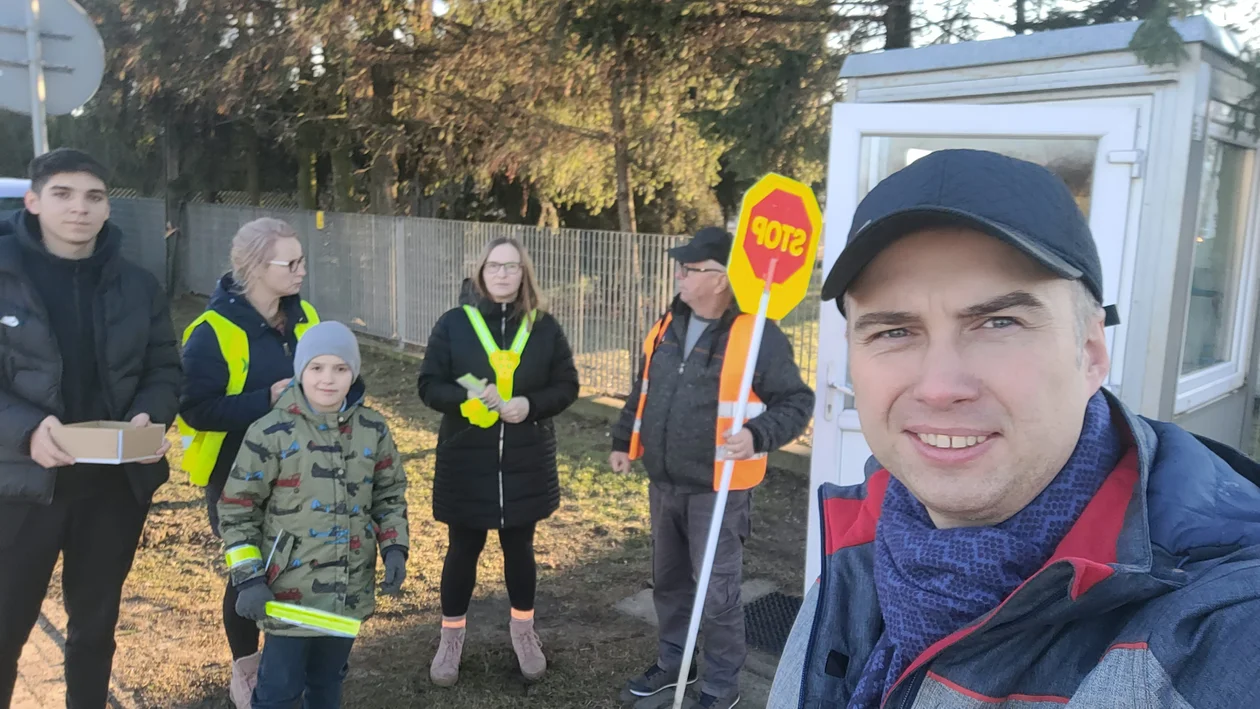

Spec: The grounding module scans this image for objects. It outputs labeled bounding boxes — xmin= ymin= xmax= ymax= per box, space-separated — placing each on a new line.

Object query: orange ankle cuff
xmin=442 ymin=616 xmax=466 ymax=629
xmin=510 ymin=608 xmax=534 ymax=621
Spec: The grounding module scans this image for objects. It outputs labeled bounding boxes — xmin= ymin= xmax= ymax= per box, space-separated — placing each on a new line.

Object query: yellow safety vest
xmin=459 ymin=305 xmax=535 ymax=428
xmin=175 ymin=300 xmax=320 ymax=485
xmin=629 ymin=312 xmax=769 ymax=490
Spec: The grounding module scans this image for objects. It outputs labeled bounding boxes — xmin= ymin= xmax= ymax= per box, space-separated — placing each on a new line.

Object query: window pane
xmin=858 ymin=136 xmax=1099 ymax=217
xmin=1181 ymin=140 xmax=1255 ymax=375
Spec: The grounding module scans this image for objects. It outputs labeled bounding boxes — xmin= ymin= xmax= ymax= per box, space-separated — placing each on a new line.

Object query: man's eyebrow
xmin=850 ymin=291 xmax=1047 ymax=330
xmin=852 ymin=310 xmax=917 ymax=332
xmin=960 ymin=291 xmax=1047 ymax=318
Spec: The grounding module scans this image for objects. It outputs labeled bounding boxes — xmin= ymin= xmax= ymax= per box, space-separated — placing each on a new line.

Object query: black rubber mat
xmin=744 ymin=591 xmax=803 ymax=656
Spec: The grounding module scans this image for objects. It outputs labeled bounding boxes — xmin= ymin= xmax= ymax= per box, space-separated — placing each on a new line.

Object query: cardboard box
xmin=50 ymin=421 xmax=166 ymax=464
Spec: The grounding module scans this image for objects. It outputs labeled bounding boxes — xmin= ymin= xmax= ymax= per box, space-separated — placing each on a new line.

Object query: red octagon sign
xmin=743 ymin=190 xmax=812 ymax=285
xmin=728 ymin=173 xmax=822 ymax=320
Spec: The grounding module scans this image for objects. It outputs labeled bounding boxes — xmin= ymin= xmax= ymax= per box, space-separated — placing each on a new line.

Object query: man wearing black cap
xmin=611 ymin=227 xmax=814 ymax=708
xmin=767 ymin=149 xmax=1260 ymax=708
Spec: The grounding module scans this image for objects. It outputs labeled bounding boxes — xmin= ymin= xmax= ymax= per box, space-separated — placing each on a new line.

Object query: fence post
xmin=392 ymin=217 xmax=404 ymax=343
xmin=168 ymin=199 xmax=186 ymax=296
xmin=575 ymin=230 xmax=585 ymax=360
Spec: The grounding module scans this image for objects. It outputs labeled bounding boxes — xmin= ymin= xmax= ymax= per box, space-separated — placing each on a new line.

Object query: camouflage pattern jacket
xmin=217 ymin=380 xmax=409 ymax=636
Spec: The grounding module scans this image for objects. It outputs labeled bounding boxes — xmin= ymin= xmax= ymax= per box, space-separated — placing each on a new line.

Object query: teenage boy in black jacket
xmin=0 ymin=148 xmax=181 ymax=708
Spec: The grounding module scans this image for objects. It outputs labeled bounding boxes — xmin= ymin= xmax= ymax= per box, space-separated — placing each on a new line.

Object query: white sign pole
xmin=25 ymin=0 xmax=49 ymax=156
xmin=671 ymin=260 xmax=777 ymax=709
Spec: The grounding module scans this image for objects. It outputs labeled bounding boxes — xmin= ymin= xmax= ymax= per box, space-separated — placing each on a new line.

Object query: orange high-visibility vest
xmin=628 ymin=312 xmax=768 ymax=490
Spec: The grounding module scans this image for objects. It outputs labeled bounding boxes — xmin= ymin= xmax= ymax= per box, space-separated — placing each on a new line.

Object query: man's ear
xmin=1083 ymin=316 xmax=1110 ymax=389
xmin=23 ymin=190 xmax=40 ymax=214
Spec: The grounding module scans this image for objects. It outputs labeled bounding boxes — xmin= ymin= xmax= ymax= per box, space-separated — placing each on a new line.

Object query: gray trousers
xmin=650 ymin=482 xmax=751 ymax=697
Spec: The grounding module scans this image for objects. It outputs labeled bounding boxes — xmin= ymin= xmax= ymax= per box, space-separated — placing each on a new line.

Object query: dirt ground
xmin=30 ymin=295 xmax=809 ymax=708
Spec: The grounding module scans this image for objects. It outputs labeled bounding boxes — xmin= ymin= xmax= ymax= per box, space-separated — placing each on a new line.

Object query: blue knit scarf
xmin=848 ymin=391 xmax=1123 ymax=708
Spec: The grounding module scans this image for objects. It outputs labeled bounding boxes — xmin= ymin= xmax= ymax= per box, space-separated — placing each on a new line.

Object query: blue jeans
xmin=252 ymin=634 xmax=355 ymax=709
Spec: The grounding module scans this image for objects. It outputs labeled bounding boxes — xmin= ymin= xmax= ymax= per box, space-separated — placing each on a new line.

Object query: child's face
xmin=301 ymin=355 xmax=354 ymax=412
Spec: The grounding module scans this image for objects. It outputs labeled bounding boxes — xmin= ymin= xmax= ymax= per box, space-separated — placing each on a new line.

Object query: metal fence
xmin=785 ymin=268 xmax=822 ymax=405
xmin=108 ymin=197 xmax=168 ymax=290
xmin=155 ymin=200 xmax=821 ymax=413
xmin=178 ymin=203 xmax=686 ymax=396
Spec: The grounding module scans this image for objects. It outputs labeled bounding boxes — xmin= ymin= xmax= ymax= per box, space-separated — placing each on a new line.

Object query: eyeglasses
xmin=485 ymin=261 xmax=522 ymax=275
xmin=676 ymin=264 xmax=724 ymax=277
xmin=269 ymin=256 xmax=306 ymax=273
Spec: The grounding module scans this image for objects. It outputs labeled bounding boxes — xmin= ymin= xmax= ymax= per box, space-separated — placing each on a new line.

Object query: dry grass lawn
xmin=37 ymin=296 xmax=809 ymax=708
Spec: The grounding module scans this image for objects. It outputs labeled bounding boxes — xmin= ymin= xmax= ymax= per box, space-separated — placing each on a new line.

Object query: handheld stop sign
xmin=671 ymin=173 xmax=821 ymax=709
xmin=727 ymin=173 xmax=823 ymax=319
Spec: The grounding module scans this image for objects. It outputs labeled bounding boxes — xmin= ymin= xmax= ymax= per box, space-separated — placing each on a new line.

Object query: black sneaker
xmin=693 ymin=690 xmax=741 ymax=709
xmin=624 ymin=662 xmax=699 ymax=698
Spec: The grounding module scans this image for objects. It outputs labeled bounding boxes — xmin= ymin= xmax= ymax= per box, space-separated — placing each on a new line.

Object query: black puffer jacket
xmin=0 ymin=211 xmax=181 ymax=505
xmin=418 ymin=300 xmax=579 ymax=529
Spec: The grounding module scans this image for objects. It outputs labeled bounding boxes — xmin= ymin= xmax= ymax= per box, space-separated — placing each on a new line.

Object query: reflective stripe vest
xmin=459 ymin=305 xmax=536 ymax=428
xmin=629 ymin=312 xmax=769 ymax=491
xmin=175 ymin=300 xmax=320 ymax=486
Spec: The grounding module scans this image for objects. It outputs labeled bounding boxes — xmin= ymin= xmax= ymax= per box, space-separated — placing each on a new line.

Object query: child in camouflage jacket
xmin=217 ymin=321 xmax=409 ymax=709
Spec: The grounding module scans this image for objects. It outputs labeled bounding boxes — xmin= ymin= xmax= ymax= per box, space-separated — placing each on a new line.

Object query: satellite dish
xmin=0 ymin=0 xmax=106 ymax=154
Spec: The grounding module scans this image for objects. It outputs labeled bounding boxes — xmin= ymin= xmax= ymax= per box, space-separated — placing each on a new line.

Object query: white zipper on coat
xmin=498 ymin=302 xmax=507 ymax=529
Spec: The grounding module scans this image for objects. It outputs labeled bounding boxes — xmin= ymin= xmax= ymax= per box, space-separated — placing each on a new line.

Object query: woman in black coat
xmin=417 ymin=237 xmax=579 ymax=687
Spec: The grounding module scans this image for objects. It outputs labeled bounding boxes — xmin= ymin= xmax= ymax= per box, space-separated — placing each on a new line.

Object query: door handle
xmin=823 ymin=363 xmax=855 ymax=422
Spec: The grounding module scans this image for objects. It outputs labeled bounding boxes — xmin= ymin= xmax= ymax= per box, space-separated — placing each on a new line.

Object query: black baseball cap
xmin=669 ymin=226 xmax=734 ymax=266
xmin=822 ymin=149 xmax=1119 ymax=326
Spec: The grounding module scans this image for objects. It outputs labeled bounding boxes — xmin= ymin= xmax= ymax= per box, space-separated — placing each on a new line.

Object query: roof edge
xmin=840 ymin=15 xmax=1244 ymax=79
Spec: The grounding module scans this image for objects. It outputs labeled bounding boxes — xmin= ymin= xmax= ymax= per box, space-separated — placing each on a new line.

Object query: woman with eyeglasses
xmin=177 ymin=217 xmax=320 ymax=709
xmin=418 ymin=237 xmax=579 ymax=687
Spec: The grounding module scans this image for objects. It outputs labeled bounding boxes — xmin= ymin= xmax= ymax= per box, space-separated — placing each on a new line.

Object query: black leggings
xmin=223 ymin=579 xmax=261 ymax=659
xmin=440 ymin=523 xmax=537 ymax=617
xmin=208 ymin=480 xmax=261 ymax=659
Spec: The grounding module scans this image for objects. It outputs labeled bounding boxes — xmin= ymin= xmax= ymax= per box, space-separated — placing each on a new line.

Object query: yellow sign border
xmin=728 ymin=173 xmax=822 ymax=320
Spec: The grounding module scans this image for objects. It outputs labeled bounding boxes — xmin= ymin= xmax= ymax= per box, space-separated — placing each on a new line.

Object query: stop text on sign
xmin=751 ymin=215 xmax=808 ymax=257
xmin=741 ymin=188 xmax=812 ymax=285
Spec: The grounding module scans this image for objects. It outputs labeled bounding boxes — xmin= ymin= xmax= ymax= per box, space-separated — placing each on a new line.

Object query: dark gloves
xmin=235 ymin=581 xmax=275 ymax=621
xmin=380 ymin=548 xmax=407 ymax=596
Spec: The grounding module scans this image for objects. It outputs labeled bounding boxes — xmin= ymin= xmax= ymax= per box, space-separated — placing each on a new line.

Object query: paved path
xmin=613 ymin=578 xmax=779 ymax=708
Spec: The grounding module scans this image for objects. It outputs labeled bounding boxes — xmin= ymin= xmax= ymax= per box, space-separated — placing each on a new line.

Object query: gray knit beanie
xmin=294 ymin=321 xmax=362 ymax=380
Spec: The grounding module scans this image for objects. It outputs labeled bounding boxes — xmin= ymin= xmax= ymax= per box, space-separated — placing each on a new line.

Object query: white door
xmin=805 ymin=102 xmax=1142 ymax=591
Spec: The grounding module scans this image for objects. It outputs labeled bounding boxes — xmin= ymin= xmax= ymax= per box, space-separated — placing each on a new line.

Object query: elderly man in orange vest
xmin=610 ymin=227 xmax=815 ymax=709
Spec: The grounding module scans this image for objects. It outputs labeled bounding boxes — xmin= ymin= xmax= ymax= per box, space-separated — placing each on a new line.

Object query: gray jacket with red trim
xmin=768 ymin=390 xmax=1260 ymax=708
